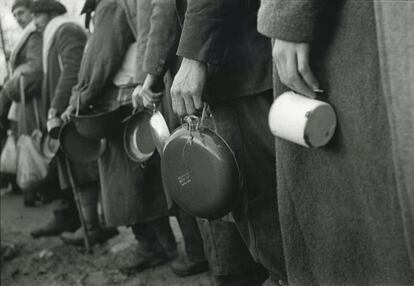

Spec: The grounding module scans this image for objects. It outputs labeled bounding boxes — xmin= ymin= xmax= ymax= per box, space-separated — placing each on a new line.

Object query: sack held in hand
xmin=16 ymin=76 xmax=52 ymax=190
xmin=0 ymin=130 xmax=17 ymax=174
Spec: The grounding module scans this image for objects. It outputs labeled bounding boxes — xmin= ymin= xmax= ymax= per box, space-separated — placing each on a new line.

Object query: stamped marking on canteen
xmin=178 ymin=172 xmax=192 ymax=187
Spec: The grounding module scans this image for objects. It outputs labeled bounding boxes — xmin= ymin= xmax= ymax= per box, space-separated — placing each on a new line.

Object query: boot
xmin=170 ymin=254 xmax=209 ymax=277
xmin=31 ymin=195 xmax=80 ymax=238
xmin=60 ymin=184 xmax=115 ymax=246
xmin=60 ymin=226 xmax=119 ymax=246
xmin=118 ymin=222 xmax=171 ymax=275
xmin=30 ymin=215 xmax=79 ymax=238
xmin=117 ymin=242 xmax=169 ymax=275
xmin=171 ymin=210 xmax=208 ymax=276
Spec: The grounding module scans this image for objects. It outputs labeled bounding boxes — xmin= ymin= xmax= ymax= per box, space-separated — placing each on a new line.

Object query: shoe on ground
xmin=30 ymin=218 xmax=79 ymax=239
xmin=170 ymin=254 xmax=209 ymax=277
xmin=60 ymin=227 xmax=119 ymax=246
xmin=117 ymin=244 xmax=169 ymax=275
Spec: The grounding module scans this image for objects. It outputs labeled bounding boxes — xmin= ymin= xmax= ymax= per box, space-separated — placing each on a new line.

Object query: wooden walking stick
xmin=64 ymin=158 xmax=92 ymax=253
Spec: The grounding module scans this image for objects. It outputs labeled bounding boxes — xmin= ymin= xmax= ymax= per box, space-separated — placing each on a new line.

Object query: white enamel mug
xmin=268 ymin=91 xmax=337 ymax=148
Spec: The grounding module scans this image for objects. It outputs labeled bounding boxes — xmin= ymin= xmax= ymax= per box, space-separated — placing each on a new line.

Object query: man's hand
xmin=273 ymin=39 xmax=321 ymax=98
xmin=48 ymin=107 xmax=58 ymax=120
xmin=131 ymin=85 xmax=143 ymax=109
xmin=170 ymin=58 xmax=207 ymax=116
xmin=139 ymin=74 xmax=164 ymax=109
xmin=61 ymin=105 xmax=75 ymax=124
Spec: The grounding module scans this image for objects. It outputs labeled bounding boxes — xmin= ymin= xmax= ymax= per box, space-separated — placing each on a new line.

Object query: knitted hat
xmin=31 ymin=0 xmax=67 ymax=15
xmin=11 ymin=0 xmax=33 ymax=12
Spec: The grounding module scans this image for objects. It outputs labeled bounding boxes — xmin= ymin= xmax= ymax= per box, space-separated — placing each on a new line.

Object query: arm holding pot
xmin=133 ymin=0 xmax=180 ymax=109
xmin=171 ymin=0 xmax=241 ymax=116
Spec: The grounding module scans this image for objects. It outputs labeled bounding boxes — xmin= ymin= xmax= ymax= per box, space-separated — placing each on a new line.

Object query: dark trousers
xmin=198 ymin=219 xmax=268 ymax=286
xmin=131 ymin=217 xmax=177 ymax=257
xmin=209 ymin=90 xmax=286 ymax=283
xmin=175 ymin=208 xmax=206 ymax=262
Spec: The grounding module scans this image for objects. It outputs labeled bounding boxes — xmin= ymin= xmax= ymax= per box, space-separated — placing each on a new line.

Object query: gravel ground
xmin=1 ymin=190 xmax=214 ymax=286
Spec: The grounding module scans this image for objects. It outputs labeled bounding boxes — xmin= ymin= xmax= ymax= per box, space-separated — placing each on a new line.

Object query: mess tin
xmin=59 ymin=121 xmax=106 ymax=164
xmin=123 ymin=108 xmax=156 ymax=162
xmin=269 ymin=91 xmax=337 ymax=148
xmin=71 ymin=99 xmax=122 ymax=140
xmin=161 ymin=105 xmax=240 ymax=220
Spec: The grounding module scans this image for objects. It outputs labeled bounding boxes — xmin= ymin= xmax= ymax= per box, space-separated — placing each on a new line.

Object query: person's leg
xmin=210 ymin=91 xmax=286 ymax=285
xmin=118 ymin=219 xmax=173 ymax=274
xmin=151 ymin=216 xmax=178 ymax=259
xmin=60 ymin=183 xmax=118 ymax=246
xmin=198 ymin=219 xmax=268 ymax=286
xmin=170 ymin=209 xmax=209 ymax=276
xmin=30 ymin=188 xmax=80 ymax=238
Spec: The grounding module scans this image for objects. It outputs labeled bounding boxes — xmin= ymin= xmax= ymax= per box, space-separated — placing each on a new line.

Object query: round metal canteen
xmin=161 ymin=108 xmax=240 ymax=220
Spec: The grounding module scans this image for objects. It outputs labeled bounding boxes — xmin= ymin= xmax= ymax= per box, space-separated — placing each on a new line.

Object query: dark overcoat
xmin=0 ymin=25 xmax=43 ymax=138
xmin=70 ymin=0 xmax=169 ymax=226
xmin=258 ymin=1 xmax=414 ymax=285
xmin=43 ymin=21 xmax=98 ymax=190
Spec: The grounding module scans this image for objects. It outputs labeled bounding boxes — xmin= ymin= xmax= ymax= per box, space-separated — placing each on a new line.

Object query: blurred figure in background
xmin=30 ymin=0 xmax=118 ymax=245
xmin=0 ymin=0 xmax=43 ymax=205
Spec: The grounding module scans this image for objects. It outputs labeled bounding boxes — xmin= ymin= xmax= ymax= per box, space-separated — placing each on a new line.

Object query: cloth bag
xmin=0 ymin=130 xmax=17 ymax=174
xmin=16 ymin=77 xmax=51 ymax=190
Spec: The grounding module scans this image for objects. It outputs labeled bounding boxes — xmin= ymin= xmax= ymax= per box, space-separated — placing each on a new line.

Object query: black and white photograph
xmin=0 ymin=0 xmax=413 ymax=285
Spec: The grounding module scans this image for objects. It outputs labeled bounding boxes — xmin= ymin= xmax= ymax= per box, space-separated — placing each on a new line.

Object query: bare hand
xmin=170 ymin=58 xmax=207 ymax=116
xmin=139 ymin=74 xmax=164 ymax=109
xmin=61 ymin=105 xmax=75 ymax=124
xmin=273 ymin=39 xmax=321 ymax=98
xmin=48 ymin=107 xmax=58 ymax=120
xmin=131 ymin=85 xmax=143 ymax=109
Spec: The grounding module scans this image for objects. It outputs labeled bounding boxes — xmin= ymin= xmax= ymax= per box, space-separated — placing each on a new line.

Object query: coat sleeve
xmin=2 ymin=32 xmax=43 ymax=102
xmin=176 ymin=0 xmax=242 ymax=65
xmin=51 ymin=25 xmax=87 ymax=113
xmin=69 ymin=1 xmax=135 ymax=110
xmin=143 ymin=0 xmax=180 ymax=76
xmin=257 ymin=0 xmax=325 ymax=42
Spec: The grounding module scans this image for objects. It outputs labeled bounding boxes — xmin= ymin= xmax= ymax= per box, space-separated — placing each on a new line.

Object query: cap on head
xmin=11 ymin=0 xmax=33 ymax=12
xmin=31 ymin=0 xmax=67 ymax=15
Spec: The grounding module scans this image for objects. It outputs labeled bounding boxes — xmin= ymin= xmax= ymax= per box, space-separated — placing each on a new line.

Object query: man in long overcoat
xmin=0 ymin=0 xmax=42 ymax=201
xmin=29 ymin=0 xmax=116 ymax=245
xmin=258 ymin=0 xmax=414 ymax=285
xmin=171 ymin=0 xmax=286 ymax=285
xmin=138 ymin=1 xmax=272 ymax=284
xmin=62 ymin=0 xmax=177 ymax=273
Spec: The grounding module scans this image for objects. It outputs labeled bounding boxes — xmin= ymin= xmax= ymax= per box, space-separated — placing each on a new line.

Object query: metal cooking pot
xmin=149 ymin=104 xmax=170 ymax=154
xmin=59 ymin=122 xmax=106 ymax=164
xmin=47 ymin=117 xmax=63 ymax=139
xmin=123 ymin=109 xmax=156 ymax=162
xmin=71 ymin=98 xmax=122 ymax=139
xmin=161 ymin=106 xmax=240 ymax=220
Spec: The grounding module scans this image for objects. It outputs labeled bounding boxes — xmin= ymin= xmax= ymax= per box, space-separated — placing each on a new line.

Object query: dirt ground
xmin=0 ymin=188 xmax=214 ymax=286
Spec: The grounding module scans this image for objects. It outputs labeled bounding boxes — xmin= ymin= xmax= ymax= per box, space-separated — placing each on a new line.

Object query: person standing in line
xmin=0 ymin=0 xmax=42 ymax=204
xmin=137 ymin=1 xmax=272 ymax=284
xmin=171 ymin=0 xmax=287 ymax=285
xmin=62 ymin=0 xmax=178 ymax=274
xmin=257 ymin=0 xmax=414 ymax=284
xmin=30 ymin=0 xmax=118 ymax=246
